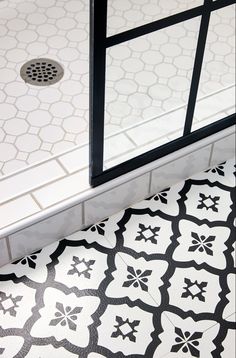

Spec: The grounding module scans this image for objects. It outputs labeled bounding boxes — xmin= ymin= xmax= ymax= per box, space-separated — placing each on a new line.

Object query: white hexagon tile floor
xmin=0 ymin=0 xmax=235 ymax=176
xmin=0 ymin=158 xmax=235 ymax=357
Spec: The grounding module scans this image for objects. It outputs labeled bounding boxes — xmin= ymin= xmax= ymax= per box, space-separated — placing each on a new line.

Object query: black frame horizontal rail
xmin=89 ymin=0 xmax=236 ymax=187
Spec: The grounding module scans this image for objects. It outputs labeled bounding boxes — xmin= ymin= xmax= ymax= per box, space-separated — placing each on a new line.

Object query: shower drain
xmin=20 ymin=58 xmax=64 ymax=86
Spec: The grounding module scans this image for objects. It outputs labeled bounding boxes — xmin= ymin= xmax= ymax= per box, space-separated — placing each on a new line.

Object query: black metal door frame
xmin=90 ymin=0 xmax=236 ymax=187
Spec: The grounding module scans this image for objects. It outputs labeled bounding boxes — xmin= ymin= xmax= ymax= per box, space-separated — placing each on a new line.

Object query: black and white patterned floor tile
xmin=0 ymin=158 xmax=235 ymax=358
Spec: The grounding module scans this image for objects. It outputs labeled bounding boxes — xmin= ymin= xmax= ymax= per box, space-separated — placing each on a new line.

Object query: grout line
xmin=81 ymin=201 xmax=85 ymax=227
xmin=123 ymin=131 xmax=138 ymax=147
xmin=203 ymin=312 xmax=236 ymax=334
xmin=30 ymin=193 xmax=44 ymax=210
xmin=208 ymin=143 xmax=214 ymax=167
xmin=103 ymin=227 xmax=236 ymax=335
xmin=1 ymin=125 xmax=234 ymax=211
xmin=5 ymin=236 xmax=13 ymax=262
xmin=0 ymin=135 xmax=227 ymax=210
xmin=0 ymin=131 xmax=234 ymax=235
xmin=0 ymin=85 xmax=234 ymax=183
xmin=103 ymin=232 xmax=177 ymax=329
xmin=0 ymin=171 xmax=149 ymax=235
xmin=148 ymin=171 xmax=152 ymax=196
xmin=0 ymin=171 xmax=68 ymax=206
xmin=56 ymin=157 xmax=70 ymax=175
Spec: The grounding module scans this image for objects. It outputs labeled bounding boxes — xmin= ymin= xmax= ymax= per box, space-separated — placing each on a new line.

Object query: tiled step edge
xmin=0 ymin=125 xmax=235 ymax=266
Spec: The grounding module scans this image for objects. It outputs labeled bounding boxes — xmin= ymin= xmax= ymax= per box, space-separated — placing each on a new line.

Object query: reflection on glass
xmin=107 ymin=0 xmax=203 ymax=36
xmin=192 ymin=4 xmax=235 ymax=132
xmin=104 ymin=17 xmax=201 ymax=168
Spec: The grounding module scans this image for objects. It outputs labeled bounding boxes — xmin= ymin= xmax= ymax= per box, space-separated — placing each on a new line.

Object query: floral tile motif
xmin=54 ymin=245 xmax=108 ymax=291
xmin=0 ymin=159 xmax=235 ymax=357
xmin=154 ymin=312 xmax=220 ymax=357
xmin=121 ymin=211 xmax=173 ymax=256
xmin=172 ymin=219 xmax=230 ymax=270
xmin=0 ymin=280 xmax=36 ymax=330
xmin=192 ymin=158 xmax=235 ymax=187
xmin=97 ymin=304 xmax=154 ymax=356
xmin=106 ymin=252 xmax=168 ymax=307
xmin=67 ymin=210 xmax=124 ymax=249
xmin=184 ymin=182 xmax=233 ymax=222
xmin=30 ymin=287 xmax=100 ymax=348
xmin=0 ymin=242 xmax=59 ymax=283
xmin=132 ymin=182 xmax=183 ymax=216
xmin=168 ymin=267 xmax=221 ymax=314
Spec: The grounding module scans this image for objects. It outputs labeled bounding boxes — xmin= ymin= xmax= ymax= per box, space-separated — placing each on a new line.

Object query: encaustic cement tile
xmin=0 ymin=158 xmax=235 ymax=357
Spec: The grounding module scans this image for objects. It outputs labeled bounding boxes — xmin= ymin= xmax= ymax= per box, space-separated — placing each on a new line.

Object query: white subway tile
xmin=151 ymin=145 xmax=211 ymax=195
xmin=58 ymin=145 xmax=89 ymax=173
xmin=0 ymin=195 xmax=40 ymax=228
xmin=84 ymin=173 xmax=150 ymax=226
xmin=194 ymin=87 xmax=235 ymax=121
xmin=105 ymin=137 xmax=167 ymax=168
xmin=211 ymin=132 xmax=236 ymax=165
xmin=0 ymin=161 xmax=65 ymax=204
xmin=104 ymin=133 xmax=135 ymax=161
xmin=33 ymin=168 xmax=89 ymax=208
xmin=0 ymin=238 xmax=10 ymax=267
xmin=126 ymin=108 xmax=185 ymax=146
xmin=9 ymin=204 xmax=83 ymax=260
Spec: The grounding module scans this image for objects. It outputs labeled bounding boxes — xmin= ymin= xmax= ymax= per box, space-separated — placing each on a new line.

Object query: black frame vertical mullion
xmin=89 ymin=0 xmax=107 ymax=179
xmin=183 ymin=0 xmax=212 ymax=135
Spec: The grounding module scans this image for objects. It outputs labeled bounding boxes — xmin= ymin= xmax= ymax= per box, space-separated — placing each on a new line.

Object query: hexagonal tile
xmin=38 ymin=88 xmax=62 ymax=103
xmin=4 ymin=119 xmax=29 ymax=136
xmin=0 ymin=68 xmax=17 ymax=83
xmin=135 ymin=70 xmax=157 ymax=86
xmin=15 ymin=96 xmax=40 ymax=111
xmin=27 ymin=110 xmax=52 ymax=127
xmin=39 ymin=125 xmax=64 ymax=143
xmin=50 ymin=102 xmax=74 ymax=118
xmin=107 ymin=101 xmax=131 ymax=117
xmin=129 ymin=93 xmax=152 ymax=109
xmin=0 ymin=143 xmax=17 ymax=161
xmin=60 ymin=80 xmax=82 ymax=96
xmin=115 ymin=79 xmax=137 ymax=95
xmin=15 ymin=134 xmax=41 ymax=152
xmin=122 ymin=58 xmax=144 ymax=73
xmin=0 ymin=104 xmax=17 ymax=120
xmin=155 ymin=63 xmax=177 ymax=78
xmin=63 ymin=116 xmax=87 ymax=133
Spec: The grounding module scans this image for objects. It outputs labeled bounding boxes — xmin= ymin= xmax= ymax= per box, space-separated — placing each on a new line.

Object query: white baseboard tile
xmin=210 ymin=131 xmax=236 ymax=166
xmin=8 ymin=203 xmax=83 ymax=261
xmin=150 ymin=144 xmax=212 ymax=195
xmin=2 ymin=126 xmax=235 ymax=265
xmin=84 ymin=173 xmax=150 ymax=227
xmin=0 ymin=238 xmax=10 ymax=268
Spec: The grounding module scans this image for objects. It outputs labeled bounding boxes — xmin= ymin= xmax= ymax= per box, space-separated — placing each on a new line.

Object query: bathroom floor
xmin=0 ymin=158 xmax=235 ymax=357
xmin=0 ymin=0 xmax=235 ymax=175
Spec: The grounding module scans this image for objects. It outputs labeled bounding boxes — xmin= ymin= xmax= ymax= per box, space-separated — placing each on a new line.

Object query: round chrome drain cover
xmin=20 ymin=58 xmax=64 ymax=86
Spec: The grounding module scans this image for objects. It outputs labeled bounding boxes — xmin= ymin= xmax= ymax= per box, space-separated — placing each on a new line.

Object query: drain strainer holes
xmin=20 ymin=58 xmax=64 ymax=86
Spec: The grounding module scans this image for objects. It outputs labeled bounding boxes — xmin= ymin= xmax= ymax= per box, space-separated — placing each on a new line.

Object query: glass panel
xmin=191 ymin=4 xmax=235 ymax=132
xmin=107 ymin=0 xmax=203 ymax=36
xmin=104 ymin=17 xmax=201 ymax=169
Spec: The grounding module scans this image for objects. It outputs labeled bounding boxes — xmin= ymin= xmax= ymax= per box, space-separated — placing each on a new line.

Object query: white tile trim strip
xmin=0 ymin=125 xmax=235 ymax=243
xmin=0 ymin=161 xmax=66 ymax=204
xmin=0 ymin=238 xmax=10 ymax=267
